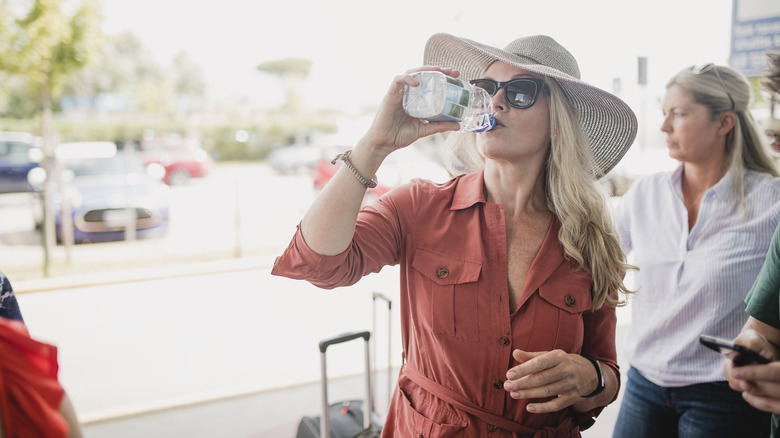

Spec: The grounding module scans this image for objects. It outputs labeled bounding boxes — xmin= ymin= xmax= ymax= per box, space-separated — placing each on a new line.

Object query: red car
xmin=312 ymin=144 xmax=451 ymax=203
xmin=136 ymin=138 xmax=215 ymax=185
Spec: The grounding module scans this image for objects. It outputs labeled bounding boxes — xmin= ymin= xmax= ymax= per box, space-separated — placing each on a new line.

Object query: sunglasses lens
xmin=505 ymin=80 xmax=540 ymax=108
xmin=470 ymin=78 xmax=541 ymax=109
xmin=471 ymin=80 xmax=498 ymax=96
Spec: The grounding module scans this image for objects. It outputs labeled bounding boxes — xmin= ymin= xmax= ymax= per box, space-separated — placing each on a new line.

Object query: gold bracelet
xmin=331 ymin=150 xmax=377 ymax=188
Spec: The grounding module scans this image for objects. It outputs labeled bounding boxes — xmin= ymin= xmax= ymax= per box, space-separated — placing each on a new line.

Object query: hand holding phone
xmin=699 ymin=334 xmax=772 ymax=366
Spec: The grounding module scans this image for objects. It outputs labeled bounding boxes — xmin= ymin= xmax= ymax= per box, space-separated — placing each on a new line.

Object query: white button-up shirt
xmin=616 ymin=165 xmax=780 ymax=386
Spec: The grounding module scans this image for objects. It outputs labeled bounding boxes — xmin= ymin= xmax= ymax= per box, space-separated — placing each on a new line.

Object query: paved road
xmin=16 ymin=262 xmax=404 ymax=419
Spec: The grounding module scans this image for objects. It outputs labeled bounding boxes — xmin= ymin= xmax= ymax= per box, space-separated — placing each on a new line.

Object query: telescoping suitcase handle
xmin=318 ymin=330 xmax=374 ymax=438
xmin=372 ymin=292 xmax=392 ymax=410
xmin=318 ymin=331 xmax=370 ymax=352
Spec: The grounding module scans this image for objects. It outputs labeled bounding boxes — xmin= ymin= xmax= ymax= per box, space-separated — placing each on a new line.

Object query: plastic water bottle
xmin=402 ymin=71 xmax=495 ymax=132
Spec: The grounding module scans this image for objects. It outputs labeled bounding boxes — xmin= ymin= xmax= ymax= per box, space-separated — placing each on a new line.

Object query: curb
xmin=13 ymin=255 xmax=278 ymax=294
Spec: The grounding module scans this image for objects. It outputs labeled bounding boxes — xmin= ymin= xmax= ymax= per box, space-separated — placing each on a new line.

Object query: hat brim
xmin=424 ymin=33 xmax=638 ymax=177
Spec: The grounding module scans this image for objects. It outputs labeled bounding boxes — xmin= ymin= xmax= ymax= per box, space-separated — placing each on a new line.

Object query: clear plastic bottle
xmin=402 ymin=71 xmax=495 ymax=132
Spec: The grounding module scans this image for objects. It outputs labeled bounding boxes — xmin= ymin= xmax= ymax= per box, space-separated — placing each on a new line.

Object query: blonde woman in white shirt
xmin=612 ymin=63 xmax=780 ymax=438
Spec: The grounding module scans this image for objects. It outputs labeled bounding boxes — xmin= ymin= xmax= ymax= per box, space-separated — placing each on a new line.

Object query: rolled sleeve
xmin=574 ymin=294 xmax=620 ymax=429
xmin=271 ymin=224 xmax=354 ymax=289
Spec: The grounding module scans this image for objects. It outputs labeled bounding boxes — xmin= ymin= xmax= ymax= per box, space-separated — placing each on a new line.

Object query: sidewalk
xmin=81 ymin=366 xmax=626 ymax=438
xmin=82 ymin=369 xmax=396 ymax=438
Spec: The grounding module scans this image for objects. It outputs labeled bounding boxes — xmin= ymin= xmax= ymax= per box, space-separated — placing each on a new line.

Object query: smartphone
xmin=699 ymin=334 xmax=772 ymax=366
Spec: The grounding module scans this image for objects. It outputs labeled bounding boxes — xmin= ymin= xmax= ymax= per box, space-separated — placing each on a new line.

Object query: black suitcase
xmin=295 ymin=331 xmax=382 ymax=438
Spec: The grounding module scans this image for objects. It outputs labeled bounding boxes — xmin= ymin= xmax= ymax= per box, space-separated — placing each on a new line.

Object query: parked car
xmin=135 ymin=138 xmax=215 ymax=185
xmin=312 ymin=144 xmax=452 ymax=202
xmin=34 ymin=141 xmax=170 ymax=243
xmin=267 ymin=144 xmax=322 ymax=175
xmin=0 ymin=131 xmax=42 ymax=194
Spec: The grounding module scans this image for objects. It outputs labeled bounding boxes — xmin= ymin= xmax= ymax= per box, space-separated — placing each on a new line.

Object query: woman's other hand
xmin=504 ymin=349 xmax=616 ymax=414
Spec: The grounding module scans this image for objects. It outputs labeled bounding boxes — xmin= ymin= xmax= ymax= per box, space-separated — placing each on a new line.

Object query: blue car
xmin=0 ymin=132 xmax=42 ymax=194
xmin=41 ymin=142 xmax=170 ymax=243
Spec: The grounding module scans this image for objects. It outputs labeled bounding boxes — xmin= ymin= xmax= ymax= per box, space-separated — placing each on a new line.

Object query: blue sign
xmin=730 ymin=0 xmax=780 ymax=77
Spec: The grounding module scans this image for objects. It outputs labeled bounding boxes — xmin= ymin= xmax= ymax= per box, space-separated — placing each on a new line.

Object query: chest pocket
xmin=538 ymin=283 xmax=592 ymax=314
xmin=532 ymin=275 xmax=592 ymax=351
xmin=412 ymin=247 xmax=482 ymax=342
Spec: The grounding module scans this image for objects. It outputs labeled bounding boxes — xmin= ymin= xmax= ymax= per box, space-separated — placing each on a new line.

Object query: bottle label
xmin=426 ymin=80 xmax=470 ymax=122
xmin=445 ymin=77 xmax=470 ymax=106
xmin=402 ymin=71 xmax=494 ymax=132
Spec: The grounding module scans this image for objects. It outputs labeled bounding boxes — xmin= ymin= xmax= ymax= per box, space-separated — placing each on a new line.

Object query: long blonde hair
xmin=666 ymin=65 xmax=779 ymax=207
xmin=444 ymin=78 xmax=634 ymax=310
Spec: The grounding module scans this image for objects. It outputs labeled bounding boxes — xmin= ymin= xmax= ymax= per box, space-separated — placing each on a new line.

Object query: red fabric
xmin=272 ymin=171 xmax=618 ymax=437
xmin=0 ymin=318 xmax=67 ymax=438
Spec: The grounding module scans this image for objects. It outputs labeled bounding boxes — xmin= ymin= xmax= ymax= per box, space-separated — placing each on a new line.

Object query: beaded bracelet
xmin=331 ymin=150 xmax=378 ymax=188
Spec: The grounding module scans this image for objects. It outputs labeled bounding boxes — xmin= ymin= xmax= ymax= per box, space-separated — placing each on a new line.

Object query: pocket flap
xmin=538 ymin=275 xmax=592 ymax=314
xmin=412 ymin=247 xmax=482 ymax=285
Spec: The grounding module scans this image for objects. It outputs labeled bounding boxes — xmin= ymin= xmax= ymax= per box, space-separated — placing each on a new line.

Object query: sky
xmin=101 ymin=0 xmax=735 ymax=109
xmin=98 ymin=0 xmax=780 ymax=148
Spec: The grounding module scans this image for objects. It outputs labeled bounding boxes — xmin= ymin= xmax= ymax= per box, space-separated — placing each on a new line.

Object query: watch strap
xmin=582 ymin=357 xmax=606 ymax=398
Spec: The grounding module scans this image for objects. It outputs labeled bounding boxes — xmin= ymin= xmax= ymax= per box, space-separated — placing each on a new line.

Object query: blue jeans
xmin=612 ymin=367 xmax=770 ymax=438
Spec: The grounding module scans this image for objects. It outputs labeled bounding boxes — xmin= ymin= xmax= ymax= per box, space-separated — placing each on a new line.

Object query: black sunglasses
xmin=469 ymin=77 xmax=546 ymax=109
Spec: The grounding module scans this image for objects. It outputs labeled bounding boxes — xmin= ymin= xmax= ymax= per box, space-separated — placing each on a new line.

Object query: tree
xmin=0 ymin=0 xmax=103 ymax=118
xmin=64 ymin=31 xmax=155 ymax=100
xmin=0 ymin=0 xmax=102 ymax=275
xmin=257 ymin=57 xmax=312 ymax=114
xmin=172 ymin=51 xmax=206 ymax=97
xmin=64 ymin=34 xmax=206 ymax=118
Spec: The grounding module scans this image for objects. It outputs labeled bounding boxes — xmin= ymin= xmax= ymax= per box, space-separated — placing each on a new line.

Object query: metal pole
xmin=387 ymin=299 xmax=392 ymax=404
xmin=371 ymin=295 xmax=377 ymax=409
xmin=39 ymin=179 xmax=50 ymax=277
xmin=58 ymin=154 xmax=73 ymax=260
xmin=372 ymin=292 xmax=393 ymax=409
xmin=234 ymin=178 xmax=242 ymax=258
xmin=124 ymin=142 xmax=137 ymax=242
xmin=41 ymin=106 xmax=57 ymax=277
xmin=320 ymin=351 xmax=329 ymax=438
xmin=364 ymin=337 xmax=373 ymax=430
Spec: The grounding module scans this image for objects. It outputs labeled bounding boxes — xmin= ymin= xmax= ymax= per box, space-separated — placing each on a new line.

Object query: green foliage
xmin=172 ymin=52 xmax=206 ymax=96
xmin=0 ymin=0 xmax=103 ymax=116
xmin=0 ymin=107 xmax=341 ymax=162
xmin=0 ymin=117 xmax=40 ymax=134
xmin=257 ymin=57 xmax=313 ymax=114
xmin=0 ymin=6 xmax=341 ymax=160
xmin=256 ymin=58 xmax=312 ymax=77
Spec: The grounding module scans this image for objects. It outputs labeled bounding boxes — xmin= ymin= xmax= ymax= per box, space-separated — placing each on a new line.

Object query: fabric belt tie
xmin=401 ymin=365 xmax=574 ymax=437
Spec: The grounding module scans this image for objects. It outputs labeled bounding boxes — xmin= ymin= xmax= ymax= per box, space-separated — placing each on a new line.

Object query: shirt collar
xmin=451 ymin=170 xmax=487 ymax=210
xmin=668 ymin=163 xmax=737 ymax=201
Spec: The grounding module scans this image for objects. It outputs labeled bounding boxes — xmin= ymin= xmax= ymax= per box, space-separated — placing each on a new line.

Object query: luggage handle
xmin=372 ymin=292 xmax=393 ymax=412
xmin=319 ymin=331 xmax=370 ymax=353
xmin=319 ymin=330 xmax=373 ymax=438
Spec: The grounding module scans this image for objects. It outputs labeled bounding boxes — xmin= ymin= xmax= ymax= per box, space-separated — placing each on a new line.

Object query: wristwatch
xmin=582 ymin=357 xmax=605 ymax=398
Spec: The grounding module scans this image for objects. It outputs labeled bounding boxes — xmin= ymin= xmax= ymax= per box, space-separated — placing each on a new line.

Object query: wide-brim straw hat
xmin=424 ymin=33 xmax=638 ymax=177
